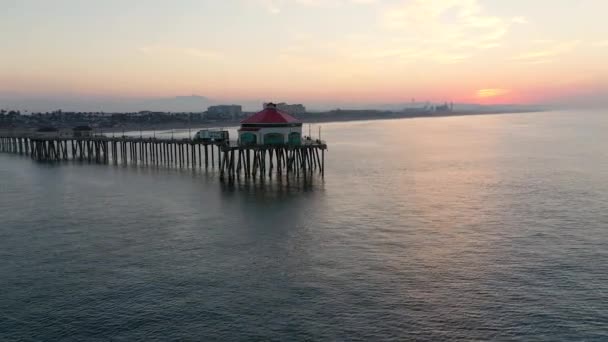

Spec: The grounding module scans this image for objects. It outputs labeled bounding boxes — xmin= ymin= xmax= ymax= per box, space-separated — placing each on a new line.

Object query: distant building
xmin=206 ymin=105 xmax=243 ymax=120
xmin=265 ymin=103 xmax=306 ymax=115
xmin=238 ymin=103 xmax=303 ymax=146
xmin=435 ymin=102 xmax=453 ymax=112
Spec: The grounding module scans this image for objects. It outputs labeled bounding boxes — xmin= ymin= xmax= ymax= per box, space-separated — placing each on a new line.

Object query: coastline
xmin=0 ymin=109 xmax=544 ymax=135
xmin=101 ymin=109 xmax=544 ymax=134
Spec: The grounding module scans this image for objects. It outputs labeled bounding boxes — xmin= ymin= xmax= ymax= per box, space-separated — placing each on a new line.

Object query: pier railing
xmin=0 ymin=135 xmax=327 ymax=181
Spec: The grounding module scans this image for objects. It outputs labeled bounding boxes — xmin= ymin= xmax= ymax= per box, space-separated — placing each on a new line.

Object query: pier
xmin=0 ymin=134 xmax=327 ymax=181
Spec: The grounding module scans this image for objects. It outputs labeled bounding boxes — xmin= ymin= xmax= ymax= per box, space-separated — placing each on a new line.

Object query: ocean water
xmin=1 ymin=110 xmax=607 ymax=341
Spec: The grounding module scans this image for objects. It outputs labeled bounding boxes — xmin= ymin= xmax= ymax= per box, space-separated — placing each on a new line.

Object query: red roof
xmin=241 ymin=104 xmax=301 ymax=125
xmin=238 ymin=127 xmax=260 ymax=132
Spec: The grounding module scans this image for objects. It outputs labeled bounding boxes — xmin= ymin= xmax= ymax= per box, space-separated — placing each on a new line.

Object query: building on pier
xmin=238 ymin=103 xmax=303 ymax=146
xmin=35 ymin=126 xmax=59 ymax=138
xmin=72 ymin=125 xmax=93 ymax=138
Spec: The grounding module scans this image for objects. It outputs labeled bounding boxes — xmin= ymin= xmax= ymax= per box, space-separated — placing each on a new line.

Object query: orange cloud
xmin=476 ymin=88 xmax=510 ymax=98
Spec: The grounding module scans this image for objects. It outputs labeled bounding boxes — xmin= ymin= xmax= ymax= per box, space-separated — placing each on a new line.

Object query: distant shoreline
xmin=102 ymin=109 xmax=544 ymax=134
xmin=0 ymin=109 xmax=545 ymax=136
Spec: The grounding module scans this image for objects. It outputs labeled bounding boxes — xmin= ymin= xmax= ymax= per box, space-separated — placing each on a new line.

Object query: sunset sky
xmin=1 ymin=0 xmax=607 ymax=108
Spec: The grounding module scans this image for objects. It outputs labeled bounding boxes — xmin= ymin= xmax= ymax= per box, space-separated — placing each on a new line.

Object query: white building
xmin=238 ymin=103 xmax=303 ymax=145
xmin=263 ymin=102 xmax=306 ymax=115
xmin=206 ymin=105 xmax=243 ymax=120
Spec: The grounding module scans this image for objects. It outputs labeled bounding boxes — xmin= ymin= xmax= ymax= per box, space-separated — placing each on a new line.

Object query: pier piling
xmin=0 ymin=135 xmax=327 ymax=181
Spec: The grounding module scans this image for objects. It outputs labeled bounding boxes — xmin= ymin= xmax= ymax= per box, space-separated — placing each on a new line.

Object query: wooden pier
xmin=0 ymin=135 xmax=327 ymax=181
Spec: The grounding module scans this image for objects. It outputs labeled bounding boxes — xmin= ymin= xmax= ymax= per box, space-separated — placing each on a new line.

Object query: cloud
xmin=260 ymin=0 xmax=281 ymax=13
xmin=512 ymin=41 xmax=579 ymax=63
xmin=254 ymin=0 xmax=376 ymax=13
xmin=378 ymin=0 xmax=524 ymax=61
xmin=296 ymin=0 xmax=378 ymax=5
xmin=348 ymin=45 xmax=472 ymax=64
xmin=383 ymin=0 xmax=513 ymax=45
xmin=138 ymin=46 xmax=223 ymax=60
xmin=477 ymin=88 xmax=510 ymax=98
xmin=182 ymin=48 xmax=223 ymax=59
xmin=274 ymin=0 xmax=525 ymax=68
xmin=593 ymin=40 xmax=608 ymax=47
xmin=511 ymin=16 xmax=527 ymax=24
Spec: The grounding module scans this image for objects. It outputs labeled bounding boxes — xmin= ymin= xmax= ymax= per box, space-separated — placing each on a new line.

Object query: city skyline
xmin=2 ymin=0 xmax=607 ymax=109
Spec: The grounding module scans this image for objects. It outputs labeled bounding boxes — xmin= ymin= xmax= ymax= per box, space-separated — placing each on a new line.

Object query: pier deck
xmin=0 ymin=135 xmax=327 ymax=181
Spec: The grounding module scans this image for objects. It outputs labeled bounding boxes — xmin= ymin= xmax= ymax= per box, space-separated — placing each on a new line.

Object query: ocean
xmin=1 ymin=110 xmax=607 ymax=341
